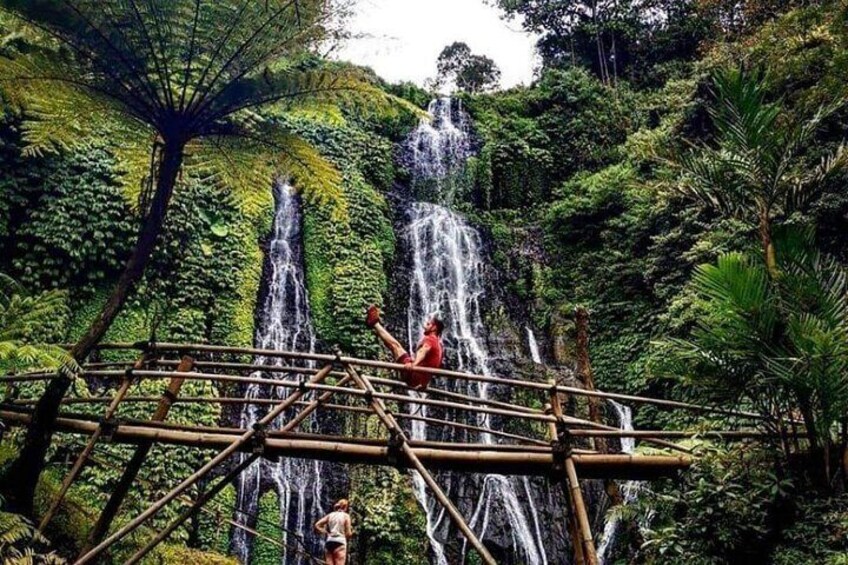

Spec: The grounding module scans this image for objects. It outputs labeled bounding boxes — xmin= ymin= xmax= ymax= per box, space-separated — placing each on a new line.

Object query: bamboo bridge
xmin=0 ymin=342 xmax=785 ymax=565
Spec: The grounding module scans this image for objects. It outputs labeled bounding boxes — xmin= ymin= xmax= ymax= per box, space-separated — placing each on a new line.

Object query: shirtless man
xmin=366 ymin=305 xmax=444 ymax=390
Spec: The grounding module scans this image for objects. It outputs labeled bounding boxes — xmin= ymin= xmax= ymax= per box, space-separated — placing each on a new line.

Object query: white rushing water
xmin=596 ymin=400 xmax=644 ymax=563
xmin=232 ymin=182 xmax=327 ymax=565
xmin=527 ymin=327 xmax=543 ymax=365
xmin=404 ymin=97 xmax=548 ymax=564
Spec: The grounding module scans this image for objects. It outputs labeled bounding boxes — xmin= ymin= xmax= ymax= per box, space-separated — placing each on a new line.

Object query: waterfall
xmin=526 ymin=327 xmax=543 ymax=364
xmin=403 ymin=97 xmax=548 ymax=564
xmin=232 ymin=182 xmax=329 ymax=564
xmin=596 ymin=400 xmax=644 ymax=563
xmin=408 ymin=98 xmax=472 ymax=184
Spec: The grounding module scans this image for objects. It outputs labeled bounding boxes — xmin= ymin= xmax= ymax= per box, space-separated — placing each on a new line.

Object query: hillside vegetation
xmin=0 ymin=0 xmax=847 ymax=563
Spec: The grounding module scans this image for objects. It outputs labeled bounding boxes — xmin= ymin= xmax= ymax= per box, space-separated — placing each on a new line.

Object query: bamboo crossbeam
xmin=153 ymin=358 xmax=348 ymax=380
xmin=153 ymin=362 xmax=542 ymax=416
xmin=10 ymin=397 xmax=705 ymax=451
xmin=153 ymin=358 xmax=348 ymax=377
xmin=77 ymin=370 xmax=557 ymax=425
xmin=75 ymin=362 xmax=336 ymax=565
xmin=0 ymin=373 xmax=64 ymax=383
xmin=365 ymin=374 xmax=542 ymax=414
xmin=0 ymin=410 xmax=690 ymax=479
xmin=70 ymin=342 xmax=776 ymax=421
xmin=27 ymin=408 xmax=573 ymax=454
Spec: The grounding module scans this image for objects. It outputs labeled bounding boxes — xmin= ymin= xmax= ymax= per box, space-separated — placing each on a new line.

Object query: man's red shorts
xmin=397 ymin=353 xmax=432 ymax=389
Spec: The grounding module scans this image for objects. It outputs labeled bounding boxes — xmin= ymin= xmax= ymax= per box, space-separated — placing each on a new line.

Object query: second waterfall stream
xmin=403 ymin=98 xmax=550 ymax=564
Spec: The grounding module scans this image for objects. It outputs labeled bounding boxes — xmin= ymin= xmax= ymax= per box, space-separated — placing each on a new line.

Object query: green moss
xmin=195 ymin=484 xmax=237 ymax=555
xmin=250 ymin=489 xmax=283 ymax=565
xmin=349 ymin=466 xmax=428 ymax=564
xmin=303 ymin=172 xmax=395 ymax=356
xmin=147 ymin=544 xmax=240 ymax=565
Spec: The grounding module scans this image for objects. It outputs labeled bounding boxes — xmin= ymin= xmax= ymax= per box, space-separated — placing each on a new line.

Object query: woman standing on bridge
xmin=314 ymin=499 xmax=353 ymax=565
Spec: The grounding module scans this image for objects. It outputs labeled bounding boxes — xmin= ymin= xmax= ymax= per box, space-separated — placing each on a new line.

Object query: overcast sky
xmin=334 ymin=0 xmax=540 ymax=89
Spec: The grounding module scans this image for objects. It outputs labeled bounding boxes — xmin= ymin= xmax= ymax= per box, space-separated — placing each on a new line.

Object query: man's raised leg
xmin=366 ymin=305 xmax=408 ymax=360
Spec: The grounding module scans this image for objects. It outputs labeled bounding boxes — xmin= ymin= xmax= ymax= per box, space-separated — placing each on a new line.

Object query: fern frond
xmin=186 ymin=123 xmax=344 ymax=220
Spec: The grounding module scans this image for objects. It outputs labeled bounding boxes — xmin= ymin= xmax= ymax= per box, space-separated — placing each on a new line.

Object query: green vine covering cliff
xmin=1 ymin=0 xmax=848 ymax=564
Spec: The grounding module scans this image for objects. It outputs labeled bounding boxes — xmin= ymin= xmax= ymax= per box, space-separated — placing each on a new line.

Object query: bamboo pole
xmin=75 ymin=343 xmax=776 ymax=421
xmin=38 ymin=352 xmax=149 ymax=532
xmin=565 ymin=457 xmax=598 ymax=565
xmin=20 ymin=395 xmax=789 ymax=441
xmin=86 ymin=454 xmax=320 ymax=564
xmin=546 ymin=403 xmax=585 ymax=565
xmin=0 ymin=410 xmax=691 ymax=478
xmin=7 ymin=395 xmax=693 ymax=454
xmin=124 ymin=454 xmax=260 ymax=565
xmin=342 ymin=363 xmax=497 ymax=565
xmin=152 ymin=359 xmax=349 ymax=380
xmin=81 ymin=356 xmax=193 ymax=555
xmin=78 ymin=370 xmax=557 ymax=425
xmin=74 ymin=361 xmax=336 ymax=565
xmin=550 ymin=380 xmax=598 ymax=564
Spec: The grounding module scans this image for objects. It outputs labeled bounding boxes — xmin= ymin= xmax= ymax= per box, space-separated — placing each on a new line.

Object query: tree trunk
xmin=575 ymin=307 xmax=602 ymax=430
xmin=759 ymin=211 xmax=777 ymax=277
xmin=0 ymin=141 xmax=184 ymax=515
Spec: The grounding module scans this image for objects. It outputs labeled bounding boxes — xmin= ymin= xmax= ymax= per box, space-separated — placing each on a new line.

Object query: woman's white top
xmin=326 ymin=511 xmax=347 ymax=545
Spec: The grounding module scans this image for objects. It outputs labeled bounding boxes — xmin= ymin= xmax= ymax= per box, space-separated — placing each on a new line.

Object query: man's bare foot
xmin=365 ymin=304 xmax=381 ymax=328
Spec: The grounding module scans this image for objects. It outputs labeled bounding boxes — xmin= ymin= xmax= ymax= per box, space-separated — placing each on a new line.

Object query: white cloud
xmin=333 ymin=0 xmax=539 ymax=89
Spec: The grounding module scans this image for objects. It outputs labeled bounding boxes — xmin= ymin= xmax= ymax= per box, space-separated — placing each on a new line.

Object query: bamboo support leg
xmin=565 ymin=457 xmax=598 ymax=565
xmin=75 ymin=362 xmax=336 ymax=565
xmin=80 ymin=356 xmax=193 ymax=555
xmin=124 ymin=453 xmax=260 ymax=565
xmin=545 ymin=402 xmax=585 ymax=565
xmin=39 ymin=353 xmax=149 ymax=532
xmin=343 ymin=364 xmax=496 ymax=565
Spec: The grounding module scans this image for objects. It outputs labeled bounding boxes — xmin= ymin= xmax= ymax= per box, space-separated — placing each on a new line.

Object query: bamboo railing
xmin=1 ymin=341 xmax=795 ymax=565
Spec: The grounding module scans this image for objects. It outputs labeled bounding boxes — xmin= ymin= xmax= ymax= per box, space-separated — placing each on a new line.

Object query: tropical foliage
xmin=0 ymin=274 xmax=72 ymax=375
xmin=661 ymin=227 xmax=848 ymax=485
xmin=676 ymin=68 xmax=847 ymax=274
xmin=0 ymin=502 xmax=65 ymax=564
xmin=1 ymin=0 xmax=848 ymax=563
xmin=0 ymin=0 xmax=417 ymax=513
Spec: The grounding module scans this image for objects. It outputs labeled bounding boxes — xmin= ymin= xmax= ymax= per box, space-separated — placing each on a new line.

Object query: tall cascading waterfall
xmin=402 ymin=98 xmax=549 ymax=564
xmin=232 ymin=182 xmax=333 ymax=564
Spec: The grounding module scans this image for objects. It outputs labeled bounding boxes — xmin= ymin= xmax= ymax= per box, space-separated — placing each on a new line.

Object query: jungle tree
xmin=435 ymin=42 xmax=501 ymax=93
xmin=0 ymin=0 xmax=413 ymax=512
xmin=678 ymin=68 xmax=847 ymax=276
xmin=664 ymin=228 xmax=848 ymax=488
xmin=666 ymin=70 xmax=848 ymax=487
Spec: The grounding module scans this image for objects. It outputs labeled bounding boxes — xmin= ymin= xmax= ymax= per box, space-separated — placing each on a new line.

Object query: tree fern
xmin=0 ymin=505 xmax=65 ymax=564
xmin=0 ymin=0 xmax=421 ymax=513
